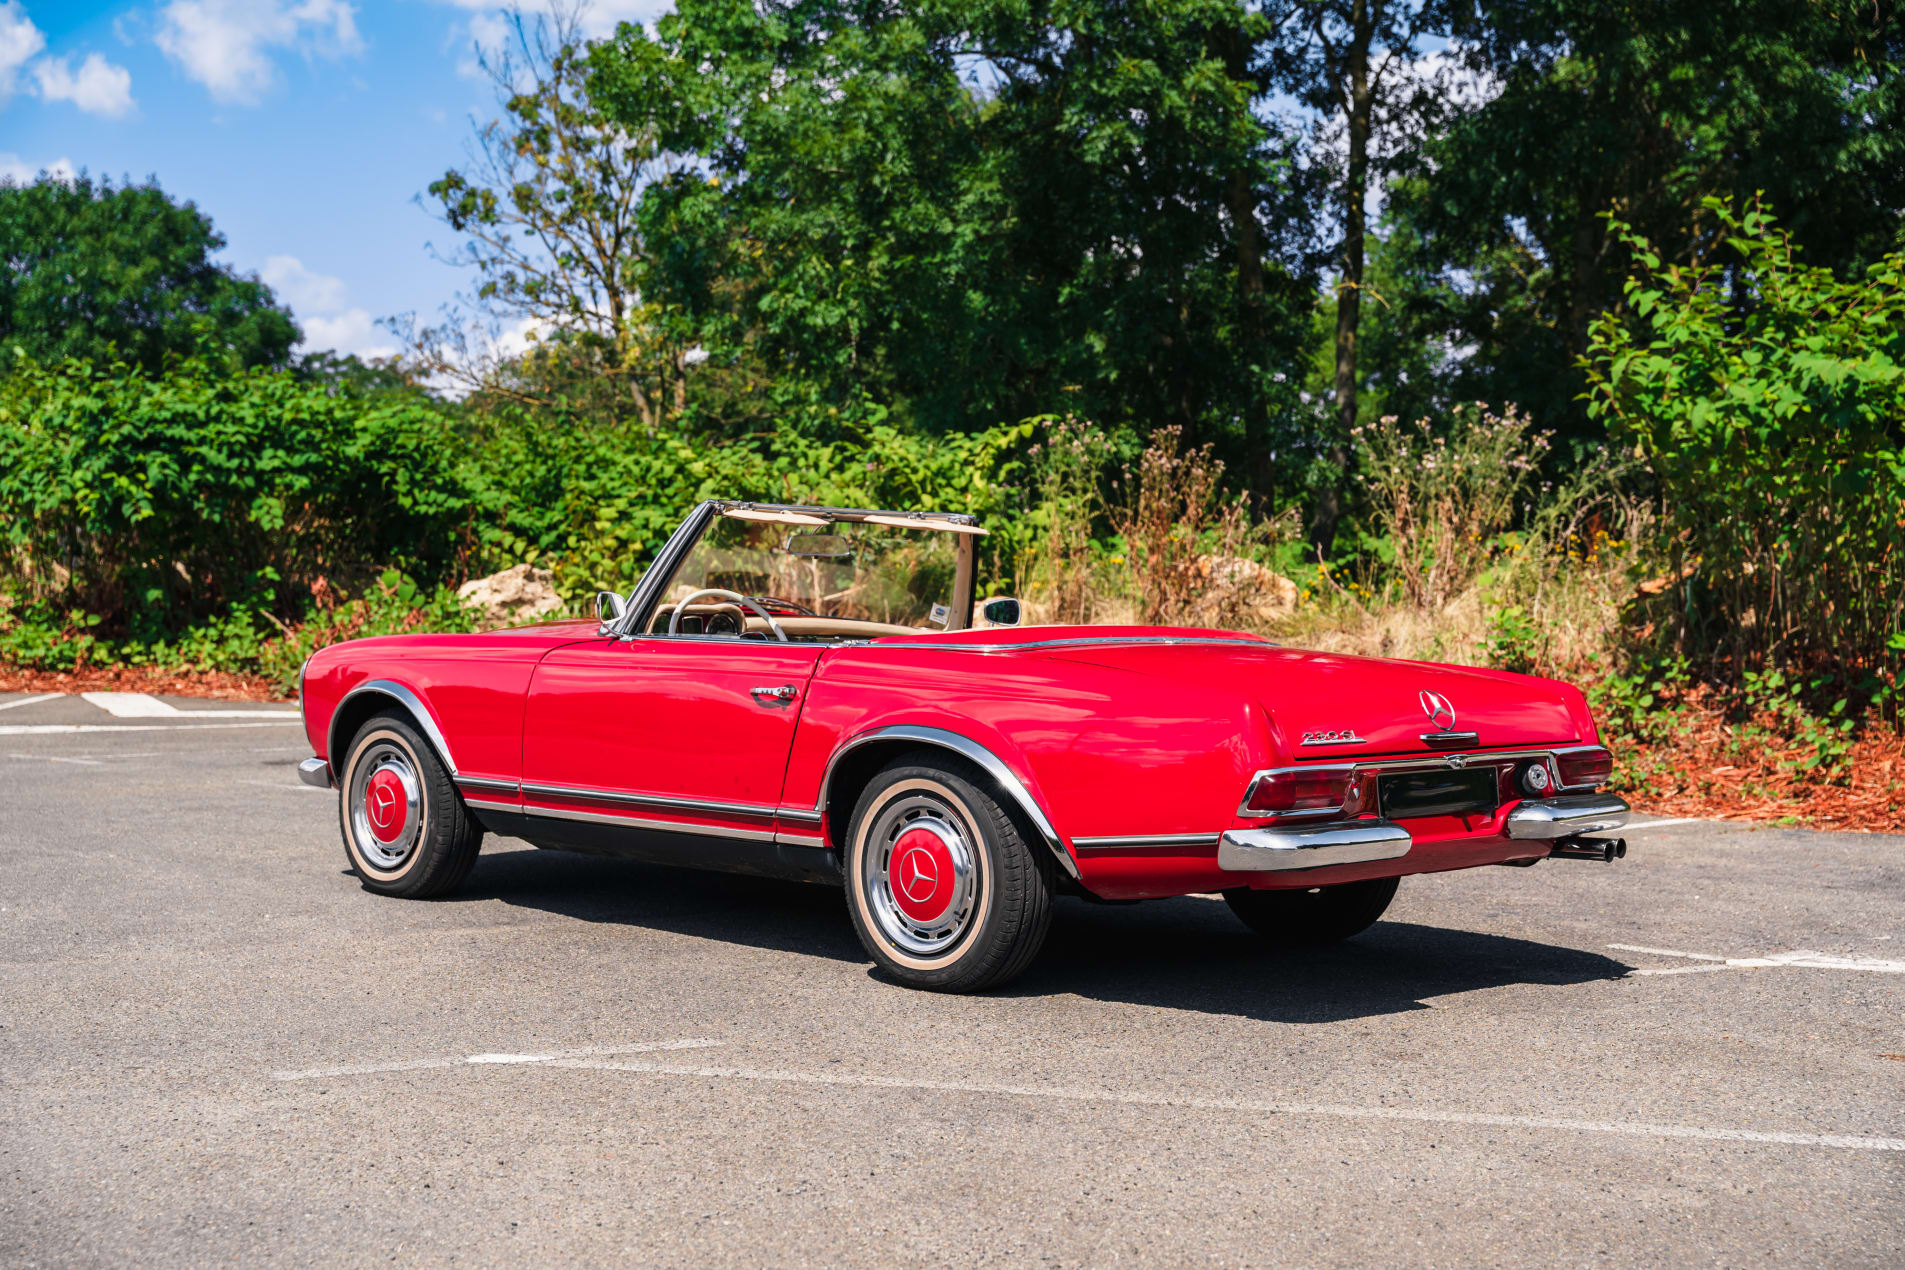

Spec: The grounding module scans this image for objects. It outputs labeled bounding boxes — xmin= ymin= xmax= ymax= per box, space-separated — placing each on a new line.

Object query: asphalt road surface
xmin=2 ymin=689 xmax=1902 ymax=1267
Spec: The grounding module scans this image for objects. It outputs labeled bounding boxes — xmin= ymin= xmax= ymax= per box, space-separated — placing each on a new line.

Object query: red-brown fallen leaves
xmin=1616 ymin=706 xmax=1905 ymax=834
xmin=0 ymin=662 xmax=283 ymax=702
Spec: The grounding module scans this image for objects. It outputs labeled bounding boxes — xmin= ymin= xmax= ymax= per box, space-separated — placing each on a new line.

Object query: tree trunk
xmin=1219 ymin=20 xmax=1272 ymax=496
xmin=1310 ymin=0 xmax=1374 ymax=555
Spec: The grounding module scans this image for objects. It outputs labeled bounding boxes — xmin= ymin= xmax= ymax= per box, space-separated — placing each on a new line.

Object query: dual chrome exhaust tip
xmin=1548 ymin=835 xmax=1627 ymax=863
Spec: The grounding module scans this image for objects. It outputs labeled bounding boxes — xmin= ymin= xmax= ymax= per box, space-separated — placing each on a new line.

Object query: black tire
xmin=337 ymin=709 xmax=482 ymax=899
xmin=843 ymin=755 xmax=1056 ymax=993
xmin=1222 ymin=876 xmax=1399 ymax=948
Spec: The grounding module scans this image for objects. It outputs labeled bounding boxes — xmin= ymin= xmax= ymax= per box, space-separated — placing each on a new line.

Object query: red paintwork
xmin=300 ymin=609 xmax=1608 ymax=900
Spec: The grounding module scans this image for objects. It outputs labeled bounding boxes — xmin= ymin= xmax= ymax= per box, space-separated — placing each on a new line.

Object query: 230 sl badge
xmin=1301 ymin=728 xmax=1366 ymax=746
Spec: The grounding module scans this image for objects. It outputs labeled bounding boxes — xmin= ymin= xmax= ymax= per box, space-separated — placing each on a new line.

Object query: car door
xmin=519 ymin=635 xmax=823 ymax=839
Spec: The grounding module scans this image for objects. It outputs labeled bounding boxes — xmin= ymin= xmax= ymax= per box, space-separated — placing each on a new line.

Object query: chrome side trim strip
xmin=329 ymin=679 xmax=459 ymax=776
xmin=465 ymin=797 xmax=522 ymax=815
xmin=1505 ymin=794 xmax=1630 ymax=840
xmin=773 ymin=830 xmax=827 ymax=848
xmin=524 ymin=803 xmax=779 ymax=841
xmin=817 ymin=724 xmax=1081 ymax=881
xmin=1072 ymin=832 xmax=1219 ymax=851
xmin=1217 ymin=821 xmax=1413 ymax=872
xmin=457 ymin=775 xmax=520 ymax=794
xmin=776 ymin=807 xmax=823 ymax=824
xmin=519 ymin=781 xmax=778 ymax=819
xmin=297 ymin=757 xmax=332 ymax=789
xmin=862 ymin=636 xmax=1270 ymax=653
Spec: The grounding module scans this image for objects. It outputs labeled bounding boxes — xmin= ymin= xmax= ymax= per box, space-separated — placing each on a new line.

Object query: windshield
xmin=644 ymin=513 xmax=967 ymax=638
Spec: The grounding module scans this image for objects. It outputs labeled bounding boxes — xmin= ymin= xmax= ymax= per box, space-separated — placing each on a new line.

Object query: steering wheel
xmin=667 ymin=588 xmax=790 ymax=642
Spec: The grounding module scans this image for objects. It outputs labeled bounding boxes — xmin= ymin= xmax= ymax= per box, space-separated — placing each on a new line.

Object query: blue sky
xmin=1 ymin=0 xmax=665 ymax=359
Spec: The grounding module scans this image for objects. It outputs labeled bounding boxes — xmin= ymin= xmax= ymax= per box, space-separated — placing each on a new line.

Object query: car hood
xmin=1034 ymin=639 xmax=1586 ymax=759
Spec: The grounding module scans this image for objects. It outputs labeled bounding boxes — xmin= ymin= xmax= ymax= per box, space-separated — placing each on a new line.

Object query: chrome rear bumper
xmin=1217 ymin=820 xmax=1413 ymax=872
xmin=1213 ymin=790 xmax=1630 ymax=872
xmin=298 ymin=757 xmax=332 ymax=789
xmin=1504 ymin=793 xmax=1629 ymax=839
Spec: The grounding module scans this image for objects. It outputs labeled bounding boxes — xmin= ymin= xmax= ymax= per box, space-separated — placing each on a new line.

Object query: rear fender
xmin=816 ymin=722 xmax=1080 ymax=882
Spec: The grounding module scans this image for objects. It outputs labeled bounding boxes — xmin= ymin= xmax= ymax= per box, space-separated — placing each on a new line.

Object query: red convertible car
xmin=297 ymin=500 xmax=1629 ymax=992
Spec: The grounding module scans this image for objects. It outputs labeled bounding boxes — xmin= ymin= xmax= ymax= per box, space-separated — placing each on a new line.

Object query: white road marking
xmin=81 ymin=691 xmax=299 ymax=719
xmin=4 ymin=752 xmax=104 ymax=765
xmin=270 ymin=1037 xmax=721 ymax=1081
xmin=1623 ymin=817 xmax=1705 ymax=830
xmin=1610 ymin=943 xmax=1728 ymax=962
xmin=0 ymin=693 xmax=61 ymax=712
xmin=0 ymin=722 xmax=300 ymax=735
xmin=1613 ymin=943 xmax=1905 ymax=975
xmin=487 ymin=1057 xmax=1905 ymax=1153
xmin=238 ymin=778 xmax=331 ymax=793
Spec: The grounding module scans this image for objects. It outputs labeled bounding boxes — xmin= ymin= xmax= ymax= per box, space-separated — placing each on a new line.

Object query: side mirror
xmin=595 ymin=591 xmax=628 ymax=629
xmin=978 ymin=596 xmax=1022 ymax=627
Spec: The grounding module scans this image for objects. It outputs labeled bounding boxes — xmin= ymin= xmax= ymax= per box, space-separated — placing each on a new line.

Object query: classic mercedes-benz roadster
xmin=297 ymin=500 xmax=1629 ymax=992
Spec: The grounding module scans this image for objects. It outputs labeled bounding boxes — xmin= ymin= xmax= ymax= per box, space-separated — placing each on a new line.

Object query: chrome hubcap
xmin=349 ymin=743 xmax=422 ymax=871
xmin=864 ymin=792 xmax=977 ymax=956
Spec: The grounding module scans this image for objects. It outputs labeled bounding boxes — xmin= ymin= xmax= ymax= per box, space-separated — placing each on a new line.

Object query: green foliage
xmin=0 ymin=175 xmax=299 ymax=373
xmin=1391 ymin=0 xmax=1905 ymax=445
xmin=0 ymin=355 xmax=471 ymax=637
xmin=1582 ymin=196 xmax=1905 ymax=694
xmin=464 ymin=398 xmax=1041 ymax=599
xmin=587 ymin=0 xmax=1317 ymax=471
xmin=1740 ymin=669 xmax=1857 ymax=779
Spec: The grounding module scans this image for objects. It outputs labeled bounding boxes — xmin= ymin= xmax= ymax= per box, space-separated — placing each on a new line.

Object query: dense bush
xmin=463 ymin=403 xmax=1040 ymax=600
xmin=1583 ymin=197 xmax=1905 ymax=697
xmin=0 ymin=356 xmax=471 ymax=640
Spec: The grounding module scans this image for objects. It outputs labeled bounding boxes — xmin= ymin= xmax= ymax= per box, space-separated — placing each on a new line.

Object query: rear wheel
xmin=338 ymin=710 xmax=482 ymax=898
xmin=843 ymin=756 xmax=1055 ymax=993
xmin=1222 ymin=876 xmax=1398 ymax=948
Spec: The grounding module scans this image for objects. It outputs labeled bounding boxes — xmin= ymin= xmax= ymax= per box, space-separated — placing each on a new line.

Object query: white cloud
xmin=439 ymin=0 xmax=670 ymax=76
xmin=155 ymin=0 xmax=363 ymax=105
xmin=0 ymin=4 xmax=137 ymax=118
xmin=263 ymin=254 xmax=396 ymax=360
xmin=0 ymin=151 xmax=75 ymax=184
xmin=435 ymin=0 xmax=670 ymax=41
xmin=0 ymin=0 xmax=45 ymax=97
xmin=262 ymin=254 xmax=350 ymax=312
xmin=32 ymin=51 xmax=135 ymax=118
xmin=302 ymin=308 xmax=398 ymax=360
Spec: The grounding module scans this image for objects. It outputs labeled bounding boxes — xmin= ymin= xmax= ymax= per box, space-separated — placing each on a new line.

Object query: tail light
xmin=1241 ymin=767 xmax=1373 ymax=820
xmin=1556 ymin=746 xmax=1614 ymax=790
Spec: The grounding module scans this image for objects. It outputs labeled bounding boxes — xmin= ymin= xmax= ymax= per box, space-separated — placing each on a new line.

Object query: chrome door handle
xmin=750 ymin=684 xmax=798 ymax=702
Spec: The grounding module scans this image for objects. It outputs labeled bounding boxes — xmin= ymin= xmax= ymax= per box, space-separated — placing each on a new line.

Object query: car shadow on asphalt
xmin=457 ymin=844 xmax=1634 ymax=1022
xmin=1010 ymin=898 xmax=1634 ymax=1023
xmin=457 ymin=845 xmax=868 ymax=963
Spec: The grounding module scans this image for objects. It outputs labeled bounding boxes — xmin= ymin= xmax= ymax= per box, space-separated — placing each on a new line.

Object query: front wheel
xmin=337 ymin=709 xmax=482 ymax=899
xmin=843 ymin=756 xmax=1055 ymax=992
xmin=1222 ymin=876 xmax=1398 ymax=948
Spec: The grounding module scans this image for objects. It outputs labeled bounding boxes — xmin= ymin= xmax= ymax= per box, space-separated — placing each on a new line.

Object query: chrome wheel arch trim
xmin=327 ymin=679 xmax=460 ymax=777
xmin=817 ymin=724 xmax=1081 ymax=881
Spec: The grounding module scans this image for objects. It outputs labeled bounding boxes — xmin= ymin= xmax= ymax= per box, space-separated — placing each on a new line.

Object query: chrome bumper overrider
xmin=298 ymin=757 xmax=332 ymax=789
xmin=1217 ymin=820 xmax=1413 ymax=872
xmin=1503 ymin=793 xmax=1630 ymax=840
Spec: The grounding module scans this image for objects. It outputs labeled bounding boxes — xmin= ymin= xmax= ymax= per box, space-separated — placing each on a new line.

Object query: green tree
xmin=588 ymin=0 xmax=1320 ymax=477
xmin=0 ymin=174 xmax=299 ymax=373
xmin=1391 ymin=0 xmax=1905 ymax=446
xmin=1582 ymin=196 xmax=1905 ymax=686
xmin=1267 ymin=0 xmax=1466 ymax=548
xmin=422 ymin=8 xmax=687 ymax=426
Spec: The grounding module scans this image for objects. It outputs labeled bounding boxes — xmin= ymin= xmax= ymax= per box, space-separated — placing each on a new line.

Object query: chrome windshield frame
xmin=611 ymin=500 xmax=980 ymax=639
